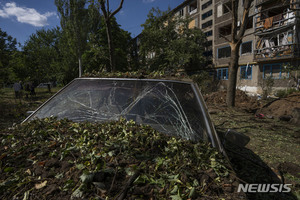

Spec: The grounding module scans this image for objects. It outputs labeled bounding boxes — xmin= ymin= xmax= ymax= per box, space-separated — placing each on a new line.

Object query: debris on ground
xmin=0 ymin=118 xmax=245 ymax=200
xmin=256 ymin=93 xmax=300 ymax=123
xmin=204 ymin=90 xmax=261 ymax=112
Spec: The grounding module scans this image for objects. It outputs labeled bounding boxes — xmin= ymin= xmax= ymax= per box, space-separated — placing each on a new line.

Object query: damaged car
xmin=24 ymin=78 xmax=249 ymax=151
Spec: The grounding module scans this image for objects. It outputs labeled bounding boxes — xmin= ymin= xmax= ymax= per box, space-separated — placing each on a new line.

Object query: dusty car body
xmin=24 ymin=78 xmax=226 ymax=152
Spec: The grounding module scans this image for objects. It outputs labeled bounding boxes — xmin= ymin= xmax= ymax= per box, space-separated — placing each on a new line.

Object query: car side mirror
xmin=223 ymin=129 xmax=250 ymax=147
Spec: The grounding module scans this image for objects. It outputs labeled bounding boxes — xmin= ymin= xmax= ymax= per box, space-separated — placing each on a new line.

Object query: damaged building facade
xmin=253 ymin=0 xmax=300 ymax=93
xmin=169 ymin=0 xmax=300 ymax=94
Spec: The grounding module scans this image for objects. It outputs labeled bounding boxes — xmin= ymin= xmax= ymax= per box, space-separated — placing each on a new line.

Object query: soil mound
xmin=204 ymin=90 xmax=260 ymax=111
xmin=257 ymin=93 xmax=300 ymax=118
xmin=0 ymin=118 xmax=244 ymax=200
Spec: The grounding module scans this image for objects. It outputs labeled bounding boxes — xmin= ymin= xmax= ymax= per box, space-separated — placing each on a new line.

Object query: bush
xmin=191 ymin=72 xmax=218 ymax=95
xmin=275 ymin=88 xmax=298 ymax=98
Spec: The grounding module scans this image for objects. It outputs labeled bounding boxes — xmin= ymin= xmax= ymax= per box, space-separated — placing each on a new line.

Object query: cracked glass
xmin=28 ymin=79 xmax=210 ymax=142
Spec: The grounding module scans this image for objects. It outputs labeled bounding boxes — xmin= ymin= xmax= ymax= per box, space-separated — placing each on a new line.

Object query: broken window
xmin=202 ymin=10 xmax=212 ymax=20
xmin=189 ymin=19 xmax=196 ymax=29
xmin=241 ymin=41 xmax=252 ymax=55
xmin=202 ymin=0 xmax=212 ymax=10
xmin=255 ymin=31 xmax=294 ymax=59
xmin=219 ymin=24 xmax=232 ymax=37
xmin=240 ymin=65 xmax=252 ymax=79
xmin=223 ymin=1 xmax=232 ymax=14
xmin=189 ymin=1 xmax=197 ymax=14
xmin=218 ymin=46 xmax=231 ymax=58
xmin=26 ymin=79 xmax=218 ymax=142
xmin=217 ymin=68 xmax=228 ymax=80
xmin=202 ymin=20 xmax=212 ymax=29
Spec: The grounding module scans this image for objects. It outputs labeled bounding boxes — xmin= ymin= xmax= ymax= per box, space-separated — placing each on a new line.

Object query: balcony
xmin=254 ymin=43 xmax=297 ymax=61
xmin=255 ymin=10 xmax=296 ymax=34
xmin=256 ymin=0 xmax=290 ymax=6
xmin=189 ymin=1 xmax=198 ymax=15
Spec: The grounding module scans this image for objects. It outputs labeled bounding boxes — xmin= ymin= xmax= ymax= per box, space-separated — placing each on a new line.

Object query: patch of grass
xmin=210 ymin=107 xmax=300 ymax=166
xmin=275 ymin=88 xmax=299 ymax=98
xmin=0 ymin=87 xmax=61 ymax=129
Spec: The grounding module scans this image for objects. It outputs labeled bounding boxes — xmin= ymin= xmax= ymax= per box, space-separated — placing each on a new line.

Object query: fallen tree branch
xmin=114 ymin=170 xmax=140 ymax=200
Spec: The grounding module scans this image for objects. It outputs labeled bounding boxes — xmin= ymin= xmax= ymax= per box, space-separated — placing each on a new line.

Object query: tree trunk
xmin=78 ymin=55 xmax=82 ymax=77
xmin=226 ymin=44 xmax=240 ymax=107
xmin=105 ymin=19 xmax=115 ymax=72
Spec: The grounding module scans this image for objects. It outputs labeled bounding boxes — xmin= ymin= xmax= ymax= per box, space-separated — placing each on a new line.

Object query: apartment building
xmin=171 ymin=0 xmax=214 ymax=63
xmin=214 ymin=0 xmax=258 ymax=92
xmin=170 ymin=0 xmax=300 ymax=94
xmin=253 ymin=0 xmax=300 ymax=92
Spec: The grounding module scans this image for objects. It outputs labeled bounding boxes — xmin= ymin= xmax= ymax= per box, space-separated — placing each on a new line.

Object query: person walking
xmin=13 ymin=81 xmax=22 ymax=99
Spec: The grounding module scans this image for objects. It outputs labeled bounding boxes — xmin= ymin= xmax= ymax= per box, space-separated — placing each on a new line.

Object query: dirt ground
xmin=257 ymin=93 xmax=300 ymax=118
xmin=204 ymin=90 xmax=300 ymax=199
xmin=204 ymin=90 xmax=262 ymax=112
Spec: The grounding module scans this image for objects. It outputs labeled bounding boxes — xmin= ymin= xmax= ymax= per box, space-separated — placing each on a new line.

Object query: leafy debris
xmin=0 ymin=118 xmax=244 ymax=199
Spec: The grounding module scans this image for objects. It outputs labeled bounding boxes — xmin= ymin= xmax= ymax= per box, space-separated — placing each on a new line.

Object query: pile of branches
xmin=83 ymin=70 xmax=189 ymax=80
xmin=0 ymin=118 xmax=244 ymax=199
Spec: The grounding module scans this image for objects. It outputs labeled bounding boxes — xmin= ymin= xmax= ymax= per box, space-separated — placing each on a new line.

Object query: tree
xmin=0 ymin=28 xmax=17 ymax=85
xmin=83 ymin=15 xmax=131 ymax=72
xmin=140 ymin=8 xmax=207 ymax=72
xmin=21 ymin=28 xmax=61 ymax=84
xmin=224 ymin=0 xmax=253 ymax=107
xmin=55 ymin=0 xmax=89 ymax=77
xmin=97 ymin=0 xmax=125 ymax=72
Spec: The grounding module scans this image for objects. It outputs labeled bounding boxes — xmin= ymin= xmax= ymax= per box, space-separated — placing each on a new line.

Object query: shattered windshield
xmin=28 ymin=79 xmax=210 ymax=142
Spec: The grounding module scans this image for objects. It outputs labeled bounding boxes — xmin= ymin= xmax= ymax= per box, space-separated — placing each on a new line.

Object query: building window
xmin=204 ymin=50 xmax=213 ymax=57
xmin=189 ymin=19 xmax=196 ymax=29
xmin=202 ymin=20 xmax=212 ymax=29
xmin=205 ymin=30 xmax=213 ymax=37
xmin=223 ymin=1 xmax=232 ymax=14
xmin=202 ymin=10 xmax=212 ymax=20
xmin=240 ymin=65 xmax=252 ymax=79
xmin=219 ymin=24 xmax=232 ymax=37
xmin=240 ymin=41 xmax=252 ymax=55
xmin=179 ymin=8 xmax=184 ymax=17
xmin=202 ymin=0 xmax=212 ymax=10
xmin=263 ymin=63 xmax=289 ymax=79
xmin=217 ymin=46 xmax=231 ymax=58
xmin=206 ymin=40 xmax=212 ymax=46
xmin=246 ymin=16 xmax=253 ymax=29
xmin=189 ymin=1 xmax=197 ymax=14
xmin=217 ymin=68 xmax=228 ymax=80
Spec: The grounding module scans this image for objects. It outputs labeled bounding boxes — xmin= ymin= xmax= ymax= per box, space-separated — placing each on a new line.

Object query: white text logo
xmin=237 ymin=184 xmax=292 ymax=193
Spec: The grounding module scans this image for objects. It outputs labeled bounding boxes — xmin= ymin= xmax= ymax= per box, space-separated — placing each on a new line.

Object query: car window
xmin=29 ymin=79 xmax=209 ymax=142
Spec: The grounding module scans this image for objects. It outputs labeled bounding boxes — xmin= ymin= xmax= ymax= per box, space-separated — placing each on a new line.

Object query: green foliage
xmin=55 ymin=0 xmax=90 ymax=76
xmin=21 ymin=28 xmax=62 ymax=84
xmin=0 ymin=28 xmax=18 ymax=85
xmin=83 ymin=15 xmax=132 ymax=72
xmin=191 ymin=71 xmax=219 ymax=94
xmin=83 ymin=69 xmax=185 ymax=79
xmin=0 ymin=118 xmax=231 ymax=199
xmin=140 ymin=8 xmax=207 ymax=72
xmin=275 ymin=88 xmax=299 ymax=98
xmin=261 ymin=76 xmax=274 ymax=99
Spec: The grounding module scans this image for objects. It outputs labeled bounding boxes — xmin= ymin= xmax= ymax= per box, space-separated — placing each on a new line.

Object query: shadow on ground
xmin=224 ymin=140 xmax=298 ymax=200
